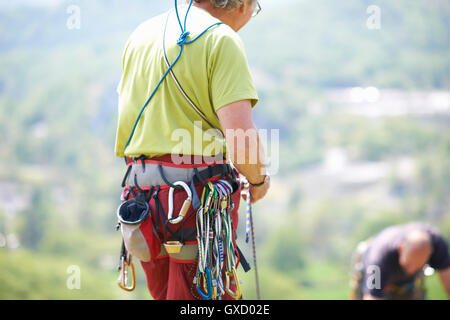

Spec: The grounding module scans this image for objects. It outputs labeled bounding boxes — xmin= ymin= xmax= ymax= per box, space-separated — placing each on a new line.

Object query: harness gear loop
xmin=158 ymin=164 xmax=183 ymax=190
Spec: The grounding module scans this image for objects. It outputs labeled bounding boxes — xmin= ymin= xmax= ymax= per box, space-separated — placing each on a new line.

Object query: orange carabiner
xmin=118 ymin=254 xmax=136 ymax=292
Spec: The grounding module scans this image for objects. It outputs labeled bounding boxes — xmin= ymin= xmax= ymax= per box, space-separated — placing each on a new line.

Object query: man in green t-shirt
xmin=115 ymin=0 xmax=270 ymax=300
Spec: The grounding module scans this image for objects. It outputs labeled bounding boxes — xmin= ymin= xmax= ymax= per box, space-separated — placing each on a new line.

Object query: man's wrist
xmin=248 ymin=174 xmax=268 ymax=187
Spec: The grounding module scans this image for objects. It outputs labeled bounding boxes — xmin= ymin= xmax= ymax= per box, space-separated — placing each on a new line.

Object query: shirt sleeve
xmin=429 ymin=234 xmax=450 ymax=270
xmin=208 ymin=30 xmax=258 ymax=112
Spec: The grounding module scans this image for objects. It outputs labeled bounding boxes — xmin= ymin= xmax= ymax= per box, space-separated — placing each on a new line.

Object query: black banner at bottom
xmin=0 ymin=299 xmax=443 ymax=318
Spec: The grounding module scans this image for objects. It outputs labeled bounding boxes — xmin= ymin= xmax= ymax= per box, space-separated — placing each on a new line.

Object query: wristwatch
xmin=248 ymin=175 xmax=268 ymax=187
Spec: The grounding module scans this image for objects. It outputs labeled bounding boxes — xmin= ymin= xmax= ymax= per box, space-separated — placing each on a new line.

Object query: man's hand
xmin=248 ymin=175 xmax=270 ymax=203
xmin=241 ymin=175 xmax=271 ymax=204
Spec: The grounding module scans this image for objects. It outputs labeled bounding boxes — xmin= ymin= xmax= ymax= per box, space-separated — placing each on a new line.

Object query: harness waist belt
xmin=124 ymin=163 xmax=233 ymax=187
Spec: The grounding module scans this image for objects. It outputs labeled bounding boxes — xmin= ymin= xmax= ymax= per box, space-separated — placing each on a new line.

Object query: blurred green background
xmin=0 ymin=0 xmax=449 ymax=299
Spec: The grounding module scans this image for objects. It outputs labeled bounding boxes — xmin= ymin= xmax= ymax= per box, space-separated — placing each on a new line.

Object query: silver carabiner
xmin=168 ymin=181 xmax=192 ymax=224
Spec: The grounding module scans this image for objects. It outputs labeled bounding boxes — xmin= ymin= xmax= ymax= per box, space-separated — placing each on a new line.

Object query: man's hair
xmin=194 ymin=0 xmax=253 ymax=10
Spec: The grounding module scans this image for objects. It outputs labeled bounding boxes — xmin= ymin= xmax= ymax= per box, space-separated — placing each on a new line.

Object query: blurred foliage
xmin=0 ymin=0 xmax=449 ymax=299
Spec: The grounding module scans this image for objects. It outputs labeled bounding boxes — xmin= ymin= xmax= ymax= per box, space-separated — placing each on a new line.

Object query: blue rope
xmin=123 ymin=47 xmax=184 ymax=154
xmin=123 ymin=0 xmax=223 ymax=157
xmin=183 ymin=0 xmax=194 ymax=31
xmin=185 ymin=22 xmax=223 ymax=45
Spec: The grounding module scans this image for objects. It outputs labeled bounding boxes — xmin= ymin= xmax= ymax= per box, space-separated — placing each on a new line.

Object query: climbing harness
xmin=116 ymin=155 xmax=241 ymax=295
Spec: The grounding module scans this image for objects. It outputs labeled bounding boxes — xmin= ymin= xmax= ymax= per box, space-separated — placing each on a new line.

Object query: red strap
xmin=126 ymin=154 xmax=226 ymax=169
xmin=122 ymin=176 xmax=221 ymax=191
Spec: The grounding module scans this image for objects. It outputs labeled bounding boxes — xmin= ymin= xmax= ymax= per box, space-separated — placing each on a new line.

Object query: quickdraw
xmin=195 ymin=267 xmax=213 ymax=300
xmin=195 ymin=180 xmax=242 ymax=300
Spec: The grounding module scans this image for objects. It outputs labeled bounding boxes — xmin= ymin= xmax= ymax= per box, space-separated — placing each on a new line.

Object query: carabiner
xmin=218 ymin=179 xmax=233 ymax=196
xmin=196 ymin=268 xmax=213 ymax=300
xmin=168 ymin=181 xmax=192 ymax=224
xmin=211 ymin=279 xmax=218 ymax=300
xmin=225 ymin=269 xmax=242 ymax=300
xmin=203 ymin=267 xmax=218 ymax=300
xmin=203 ymin=182 xmax=215 ymax=211
xmin=118 ymin=254 xmax=136 ymax=292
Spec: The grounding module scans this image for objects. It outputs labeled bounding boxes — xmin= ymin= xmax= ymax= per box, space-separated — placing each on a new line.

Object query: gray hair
xmin=194 ymin=0 xmax=253 ymax=10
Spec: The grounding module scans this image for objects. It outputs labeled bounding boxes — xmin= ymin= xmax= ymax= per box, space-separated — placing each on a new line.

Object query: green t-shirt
xmin=115 ymin=6 xmax=258 ymax=158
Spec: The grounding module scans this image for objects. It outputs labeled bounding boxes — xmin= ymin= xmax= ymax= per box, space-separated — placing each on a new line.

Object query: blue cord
xmin=123 ymin=47 xmax=184 ymax=154
xmin=183 ymin=0 xmax=193 ymax=31
xmin=123 ymin=0 xmax=222 ymax=157
xmin=185 ymin=22 xmax=223 ymax=45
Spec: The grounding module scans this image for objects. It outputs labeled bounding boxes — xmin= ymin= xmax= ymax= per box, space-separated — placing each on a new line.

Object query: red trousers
xmin=121 ymin=157 xmax=241 ymax=300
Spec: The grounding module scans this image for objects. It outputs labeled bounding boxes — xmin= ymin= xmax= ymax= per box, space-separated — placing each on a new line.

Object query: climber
xmin=114 ymin=0 xmax=270 ymax=300
xmin=350 ymin=222 xmax=450 ymax=300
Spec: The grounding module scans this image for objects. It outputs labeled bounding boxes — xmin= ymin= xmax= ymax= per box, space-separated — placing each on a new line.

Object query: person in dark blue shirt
xmin=350 ymin=222 xmax=450 ymax=300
